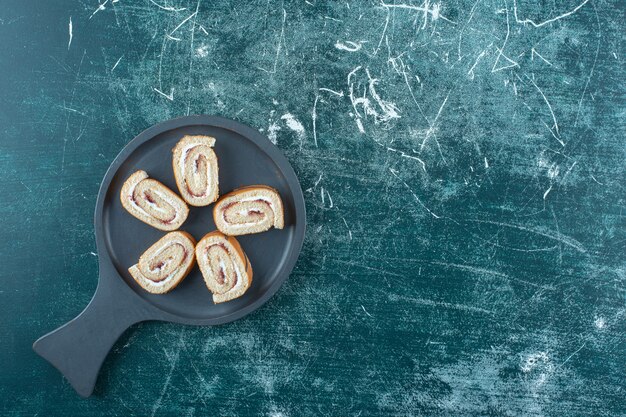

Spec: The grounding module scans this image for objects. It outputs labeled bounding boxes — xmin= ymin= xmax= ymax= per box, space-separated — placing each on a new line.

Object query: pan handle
xmin=33 ymin=271 xmax=150 ymax=397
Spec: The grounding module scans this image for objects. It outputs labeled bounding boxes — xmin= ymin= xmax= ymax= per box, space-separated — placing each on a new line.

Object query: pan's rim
xmin=94 ymin=115 xmax=306 ymax=326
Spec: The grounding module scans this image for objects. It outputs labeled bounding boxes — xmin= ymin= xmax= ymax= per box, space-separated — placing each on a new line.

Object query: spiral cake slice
xmin=196 ymin=231 xmax=253 ymax=304
xmin=120 ymin=170 xmax=189 ymax=231
xmin=128 ymin=231 xmax=196 ymax=294
xmin=172 ymin=135 xmax=219 ymax=206
xmin=213 ymin=185 xmax=284 ymax=236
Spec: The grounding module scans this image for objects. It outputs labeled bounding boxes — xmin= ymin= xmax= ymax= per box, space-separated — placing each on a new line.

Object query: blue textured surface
xmin=0 ymin=0 xmax=624 ymax=415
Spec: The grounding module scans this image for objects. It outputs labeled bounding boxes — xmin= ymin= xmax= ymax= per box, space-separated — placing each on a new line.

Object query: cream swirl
xmin=128 ymin=231 xmax=196 ymax=294
xmin=172 ymin=135 xmax=219 ymax=207
xmin=213 ymin=186 xmax=284 ymax=236
xmin=196 ymin=231 xmax=252 ymax=304
xmin=120 ymin=170 xmax=189 ymax=231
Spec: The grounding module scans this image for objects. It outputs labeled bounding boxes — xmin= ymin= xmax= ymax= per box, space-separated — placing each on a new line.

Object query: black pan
xmin=33 ymin=115 xmax=306 ymax=397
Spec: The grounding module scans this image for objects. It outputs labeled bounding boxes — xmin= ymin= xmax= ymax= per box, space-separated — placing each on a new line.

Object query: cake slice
xmin=120 ymin=170 xmax=189 ymax=231
xmin=195 ymin=231 xmax=253 ymax=303
xmin=213 ymin=185 xmax=284 ymax=236
xmin=172 ymin=135 xmax=219 ymax=207
xmin=129 ymin=231 xmax=196 ymax=294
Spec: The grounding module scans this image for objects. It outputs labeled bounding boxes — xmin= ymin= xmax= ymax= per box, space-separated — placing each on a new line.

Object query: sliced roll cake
xmin=195 ymin=231 xmax=253 ymax=304
xmin=129 ymin=231 xmax=196 ymax=294
xmin=213 ymin=185 xmax=284 ymax=236
xmin=172 ymin=135 xmax=219 ymax=206
xmin=120 ymin=170 xmax=189 ymax=231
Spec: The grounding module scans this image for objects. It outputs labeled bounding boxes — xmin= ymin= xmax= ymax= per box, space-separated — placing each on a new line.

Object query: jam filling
xmin=206 ymin=243 xmax=237 ymax=288
xmin=147 ymin=248 xmax=188 ymax=282
xmin=144 ymin=192 xmax=155 ymax=204
xmin=217 ymin=268 xmax=226 ymax=285
xmin=194 ymin=154 xmax=205 ymax=171
xmin=184 ymin=148 xmax=209 ymax=198
xmin=131 ymin=190 xmax=177 ymax=224
xmin=186 ymin=183 xmax=206 ymax=198
xmin=159 ymin=211 xmax=177 ymax=225
xmin=222 ymin=200 xmax=271 ymax=223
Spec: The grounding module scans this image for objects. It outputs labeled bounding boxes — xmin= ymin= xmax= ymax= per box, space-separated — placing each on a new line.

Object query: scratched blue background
xmin=1 ymin=0 xmax=624 ymax=415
